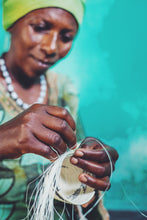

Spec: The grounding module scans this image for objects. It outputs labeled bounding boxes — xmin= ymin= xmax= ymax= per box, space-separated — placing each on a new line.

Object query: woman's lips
xmin=30 ymin=55 xmax=55 ymax=68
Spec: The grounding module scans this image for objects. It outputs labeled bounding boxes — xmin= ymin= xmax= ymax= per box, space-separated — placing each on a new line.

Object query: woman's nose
xmin=41 ymin=31 xmax=58 ymax=57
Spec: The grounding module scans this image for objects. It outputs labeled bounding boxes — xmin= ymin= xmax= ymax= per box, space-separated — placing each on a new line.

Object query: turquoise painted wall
xmin=0 ymin=0 xmax=147 ymax=212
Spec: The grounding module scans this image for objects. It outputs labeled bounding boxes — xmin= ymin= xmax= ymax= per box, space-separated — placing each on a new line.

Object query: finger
xmin=74 ymin=148 xmax=108 ymax=163
xmin=74 ymin=146 xmax=118 ymax=163
xmin=79 ymin=137 xmax=119 ymax=162
xmin=26 ymin=134 xmax=58 ymax=160
xmin=33 ymin=125 xmax=67 ymax=155
xmin=79 ymin=174 xmax=111 ymax=191
xmin=44 ymin=106 xmax=76 ymax=131
xmin=70 ymin=157 xmax=114 ymax=177
xmin=42 ymin=113 xmax=76 ymax=148
xmin=106 ymin=146 xmax=119 ymax=162
xmin=80 ymin=137 xmax=101 ymax=149
xmin=82 ymin=195 xmax=96 ymax=208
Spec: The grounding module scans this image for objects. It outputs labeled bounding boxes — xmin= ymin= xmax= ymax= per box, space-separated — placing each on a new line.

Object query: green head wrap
xmin=2 ymin=0 xmax=85 ymax=30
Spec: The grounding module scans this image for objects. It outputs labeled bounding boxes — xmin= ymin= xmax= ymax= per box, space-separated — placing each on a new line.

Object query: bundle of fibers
xmin=26 ymin=138 xmax=113 ymax=220
xmin=29 ymin=151 xmax=70 ymax=220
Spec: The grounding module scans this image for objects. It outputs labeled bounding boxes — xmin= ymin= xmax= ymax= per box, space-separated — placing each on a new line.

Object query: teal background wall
xmin=0 ymin=0 xmax=147 ymax=212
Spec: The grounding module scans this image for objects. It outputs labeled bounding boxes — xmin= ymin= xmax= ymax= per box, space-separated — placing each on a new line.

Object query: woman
xmin=0 ymin=0 xmax=118 ymax=219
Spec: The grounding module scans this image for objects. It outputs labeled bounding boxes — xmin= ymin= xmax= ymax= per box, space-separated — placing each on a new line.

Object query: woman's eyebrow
xmin=60 ymin=28 xmax=75 ymax=34
xmin=28 ymin=15 xmax=47 ymax=23
xmin=29 ymin=18 xmax=53 ymax=28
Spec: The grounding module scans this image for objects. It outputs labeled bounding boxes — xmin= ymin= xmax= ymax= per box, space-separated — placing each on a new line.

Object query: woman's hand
xmin=0 ymin=104 xmax=76 ymax=160
xmin=70 ymin=137 xmax=118 ymax=191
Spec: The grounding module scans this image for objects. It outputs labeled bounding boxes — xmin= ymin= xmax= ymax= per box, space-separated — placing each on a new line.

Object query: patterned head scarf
xmin=2 ymin=0 xmax=85 ymax=30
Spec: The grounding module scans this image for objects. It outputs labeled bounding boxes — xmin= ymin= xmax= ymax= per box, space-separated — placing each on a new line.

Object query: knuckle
xmin=23 ymin=111 xmax=36 ymax=123
xmin=52 ymin=134 xmax=62 ymax=146
xmin=96 ymin=166 xmax=105 ymax=177
xmin=61 ymin=108 xmax=69 ymax=118
xmin=60 ymin=120 xmax=68 ymax=131
xmin=41 ymin=146 xmax=52 ymax=157
xmin=29 ymin=103 xmax=45 ymax=114
xmin=31 ymin=103 xmax=42 ymax=110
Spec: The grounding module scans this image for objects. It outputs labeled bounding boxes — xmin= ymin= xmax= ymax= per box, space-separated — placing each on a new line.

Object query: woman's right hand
xmin=0 ymin=104 xmax=76 ymax=160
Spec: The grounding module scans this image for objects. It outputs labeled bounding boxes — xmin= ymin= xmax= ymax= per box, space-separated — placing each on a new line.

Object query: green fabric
xmin=0 ymin=71 xmax=104 ymax=219
xmin=2 ymin=0 xmax=85 ymax=30
xmin=0 ymin=71 xmax=80 ymax=220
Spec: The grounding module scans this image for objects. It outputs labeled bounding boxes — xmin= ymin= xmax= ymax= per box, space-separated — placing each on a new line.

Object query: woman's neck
xmin=3 ymin=52 xmax=40 ymax=88
xmin=0 ymin=54 xmax=49 ymax=106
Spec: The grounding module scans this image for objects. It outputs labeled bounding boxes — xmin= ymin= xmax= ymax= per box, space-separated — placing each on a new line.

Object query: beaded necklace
xmin=0 ymin=58 xmax=47 ymax=109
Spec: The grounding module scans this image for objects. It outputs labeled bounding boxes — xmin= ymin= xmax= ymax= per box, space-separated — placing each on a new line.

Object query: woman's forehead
xmin=20 ymin=8 xmax=78 ymax=29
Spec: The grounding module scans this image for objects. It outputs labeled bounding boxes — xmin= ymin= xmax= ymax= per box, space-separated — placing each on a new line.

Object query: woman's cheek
xmin=26 ymin=27 xmax=43 ymax=46
xmin=60 ymin=43 xmax=72 ymax=58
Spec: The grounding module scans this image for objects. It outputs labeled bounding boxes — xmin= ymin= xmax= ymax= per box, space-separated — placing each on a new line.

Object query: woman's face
xmin=9 ymin=8 xmax=78 ymax=78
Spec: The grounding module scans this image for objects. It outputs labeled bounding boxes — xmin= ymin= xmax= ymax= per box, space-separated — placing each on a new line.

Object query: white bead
xmin=37 ymin=97 xmax=44 ymax=103
xmin=40 ymin=91 xmax=46 ymax=97
xmin=7 ymin=84 xmax=14 ymax=92
xmin=2 ymin=71 xmax=9 ymax=77
xmin=16 ymin=98 xmax=23 ymax=106
xmin=22 ymin=103 xmax=29 ymax=109
xmin=40 ymin=75 xmax=45 ymax=80
xmin=41 ymin=84 xmax=47 ymax=91
xmin=0 ymin=59 xmax=5 ymax=65
xmin=41 ymin=79 xmax=46 ymax=85
xmin=11 ymin=92 xmax=18 ymax=100
xmin=1 ymin=65 xmax=6 ymax=71
xmin=5 ymin=76 xmax=12 ymax=84
xmin=1 ymin=61 xmax=47 ymax=109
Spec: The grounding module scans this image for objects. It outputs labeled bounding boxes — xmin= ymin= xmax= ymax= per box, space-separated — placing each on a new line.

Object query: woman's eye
xmin=61 ymin=35 xmax=73 ymax=43
xmin=31 ymin=24 xmax=48 ymax=32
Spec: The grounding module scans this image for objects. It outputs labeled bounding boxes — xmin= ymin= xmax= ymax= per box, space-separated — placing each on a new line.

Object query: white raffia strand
xmin=26 ymin=138 xmax=113 ymax=220
xmin=120 ymin=183 xmax=147 ymax=218
xmin=27 ymin=150 xmax=75 ymax=220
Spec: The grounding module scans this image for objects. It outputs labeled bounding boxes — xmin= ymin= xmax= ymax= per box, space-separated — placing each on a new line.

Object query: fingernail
xmin=80 ymin=175 xmax=88 ymax=183
xmin=71 ymin=157 xmax=78 ymax=164
xmin=71 ymin=144 xmax=77 ymax=150
xmin=75 ymin=150 xmax=84 ymax=157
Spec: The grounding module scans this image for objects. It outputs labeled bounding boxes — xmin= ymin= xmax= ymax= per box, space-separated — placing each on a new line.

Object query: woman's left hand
xmin=70 ymin=137 xmax=119 ymax=191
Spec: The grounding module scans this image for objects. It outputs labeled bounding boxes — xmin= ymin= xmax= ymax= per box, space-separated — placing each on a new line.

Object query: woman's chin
xmin=28 ymin=66 xmax=49 ymax=78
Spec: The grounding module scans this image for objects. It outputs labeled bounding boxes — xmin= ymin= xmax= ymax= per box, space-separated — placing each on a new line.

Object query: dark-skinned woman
xmin=0 ymin=0 xmax=118 ymax=219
